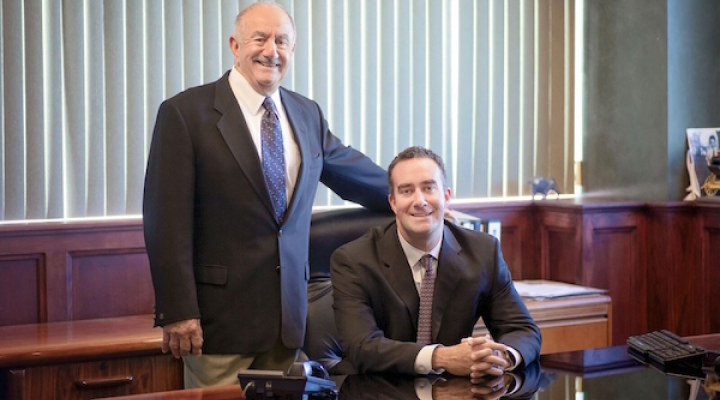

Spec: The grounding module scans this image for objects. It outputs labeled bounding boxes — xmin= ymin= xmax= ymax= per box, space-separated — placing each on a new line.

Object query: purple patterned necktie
xmin=261 ymin=97 xmax=286 ymax=222
xmin=416 ymin=254 xmax=435 ymax=345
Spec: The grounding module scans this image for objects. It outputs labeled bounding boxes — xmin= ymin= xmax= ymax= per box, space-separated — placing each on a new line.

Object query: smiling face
xmin=229 ymin=3 xmax=296 ymax=96
xmin=389 ymin=157 xmax=451 ymax=251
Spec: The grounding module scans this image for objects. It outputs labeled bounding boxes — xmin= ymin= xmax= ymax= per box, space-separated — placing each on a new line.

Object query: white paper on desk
xmin=512 ymin=280 xmax=606 ymax=300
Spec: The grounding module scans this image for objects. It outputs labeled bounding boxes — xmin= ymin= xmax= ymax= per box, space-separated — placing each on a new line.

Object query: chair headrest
xmin=309 ymin=208 xmax=395 ymax=279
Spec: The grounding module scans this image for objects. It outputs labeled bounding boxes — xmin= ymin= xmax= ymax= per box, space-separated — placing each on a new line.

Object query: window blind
xmin=0 ymin=0 xmax=574 ymax=220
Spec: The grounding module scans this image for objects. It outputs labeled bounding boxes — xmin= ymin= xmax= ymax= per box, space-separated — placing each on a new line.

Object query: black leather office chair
xmin=303 ymin=208 xmax=395 ymax=371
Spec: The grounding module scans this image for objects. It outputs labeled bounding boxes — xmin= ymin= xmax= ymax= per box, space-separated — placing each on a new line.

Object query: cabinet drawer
xmin=10 ymin=354 xmax=182 ymax=400
xmin=537 ymin=319 xmax=609 ymax=354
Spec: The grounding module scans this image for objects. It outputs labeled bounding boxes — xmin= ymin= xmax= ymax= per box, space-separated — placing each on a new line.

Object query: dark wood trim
xmin=1 ymin=202 xmax=719 ymax=345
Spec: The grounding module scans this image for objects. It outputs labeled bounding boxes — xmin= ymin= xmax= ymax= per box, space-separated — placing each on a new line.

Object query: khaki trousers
xmin=182 ymin=337 xmax=303 ymax=388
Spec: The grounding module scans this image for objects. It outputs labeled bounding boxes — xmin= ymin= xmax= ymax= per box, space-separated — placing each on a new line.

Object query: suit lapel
xmin=380 ymin=224 xmax=421 ymax=331
xmin=432 ymin=225 xmax=466 ymax=341
xmin=214 ymin=72 xmax=275 ymax=220
xmin=279 ymin=89 xmax=309 ymax=218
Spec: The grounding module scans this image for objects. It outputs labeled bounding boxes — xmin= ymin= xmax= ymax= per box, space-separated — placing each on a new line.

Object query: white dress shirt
xmin=228 ymin=67 xmax=301 ymax=207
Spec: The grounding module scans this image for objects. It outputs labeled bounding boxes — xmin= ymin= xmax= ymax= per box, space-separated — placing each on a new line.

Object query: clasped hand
xmin=433 ymin=374 xmax=515 ymax=400
xmin=162 ymin=318 xmax=203 ymax=358
xmin=468 ymin=374 xmax=516 ymax=399
xmin=432 ymin=336 xmax=509 ymax=378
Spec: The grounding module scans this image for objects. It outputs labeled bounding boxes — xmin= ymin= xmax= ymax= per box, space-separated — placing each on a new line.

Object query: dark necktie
xmin=416 ymin=254 xmax=435 ymax=345
xmin=261 ymin=97 xmax=286 ymax=222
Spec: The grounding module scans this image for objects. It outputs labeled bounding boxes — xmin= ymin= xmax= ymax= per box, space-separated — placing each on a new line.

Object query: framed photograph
xmin=686 ymin=127 xmax=720 ymax=198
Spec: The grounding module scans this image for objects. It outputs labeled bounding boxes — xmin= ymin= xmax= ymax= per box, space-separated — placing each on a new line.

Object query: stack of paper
xmin=513 ymin=280 xmax=606 ymax=300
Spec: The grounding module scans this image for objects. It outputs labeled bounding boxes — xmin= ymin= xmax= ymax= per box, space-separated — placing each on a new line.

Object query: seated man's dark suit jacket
xmin=330 ymin=221 xmax=541 ymax=374
xmin=143 ymin=70 xmax=390 ymax=355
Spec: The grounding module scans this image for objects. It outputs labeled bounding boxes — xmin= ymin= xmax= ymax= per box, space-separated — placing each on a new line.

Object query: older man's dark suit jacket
xmin=143 ymin=71 xmax=389 ymax=355
xmin=331 ymin=221 xmax=541 ymax=374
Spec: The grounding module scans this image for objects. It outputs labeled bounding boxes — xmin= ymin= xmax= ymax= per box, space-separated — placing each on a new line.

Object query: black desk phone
xmin=238 ymin=361 xmax=337 ymax=400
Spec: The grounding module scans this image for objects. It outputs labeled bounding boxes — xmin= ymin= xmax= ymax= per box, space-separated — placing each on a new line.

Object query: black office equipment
xmin=238 ymin=361 xmax=337 ymax=400
xmin=627 ymin=330 xmax=707 ymax=371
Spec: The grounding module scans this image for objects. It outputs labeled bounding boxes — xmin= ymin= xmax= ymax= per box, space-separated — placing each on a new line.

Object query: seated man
xmin=331 ymin=146 xmax=541 ymax=378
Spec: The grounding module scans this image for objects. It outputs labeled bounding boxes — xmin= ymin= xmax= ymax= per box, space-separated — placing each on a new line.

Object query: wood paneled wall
xmin=1 ymin=201 xmax=719 ymax=345
xmin=0 ymin=219 xmax=152 ymax=326
xmin=458 ymin=200 xmax=719 ymax=344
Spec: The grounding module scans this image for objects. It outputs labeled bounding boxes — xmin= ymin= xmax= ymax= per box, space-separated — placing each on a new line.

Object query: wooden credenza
xmin=0 ymin=315 xmax=183 ymax=400
xmin=474 ymin=294 xmax=612 ymax=355
xmin=0 ymin=295 xmax=610 ymax=400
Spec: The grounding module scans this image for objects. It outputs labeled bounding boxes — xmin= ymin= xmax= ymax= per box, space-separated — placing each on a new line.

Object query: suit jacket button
xmin=158 ymin=313 xmax=164 ymax=320
xmin=276 ymin=266 xmax=281 ymax=274
xmin=278 ymin=230 xmax=283 ymax=237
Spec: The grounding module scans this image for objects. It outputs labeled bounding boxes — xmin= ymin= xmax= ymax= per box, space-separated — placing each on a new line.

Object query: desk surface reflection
xmin=338 ymin=361 xmax=543 ymax=400
xmin=103 ymin=335 xmax=720 ymax=400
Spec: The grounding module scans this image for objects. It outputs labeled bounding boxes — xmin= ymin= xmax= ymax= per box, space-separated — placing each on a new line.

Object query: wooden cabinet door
xmin=7 ymin=355 xmax=182 ymax=400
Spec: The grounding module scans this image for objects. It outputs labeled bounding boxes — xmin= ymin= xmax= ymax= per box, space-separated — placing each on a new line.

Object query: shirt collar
xmin=228 ymin=67 xmax=284 ymax=115
xmin=397 ymin=228 xmax=442 ymax=267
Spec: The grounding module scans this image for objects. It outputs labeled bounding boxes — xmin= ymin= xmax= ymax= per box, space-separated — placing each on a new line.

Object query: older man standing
xmin=143 ymin=2 xmax=389 ymax=388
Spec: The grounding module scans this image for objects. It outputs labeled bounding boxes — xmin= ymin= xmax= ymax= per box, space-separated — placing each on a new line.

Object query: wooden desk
xmin=104 ymin=332 xmax=718 ymax=400
xmin=96 ymin=385 xmax=244 ymax=400
xmin=539 ymin=333 xmax=720 ymax=375
xmin=0 ymin=315 xmax=183 ymax=400
xmin=538 ymin=331 xmax=720 ymax=400
xmin=0 ymin=296 xmax=610 ymax=399
xmin=474 ymin=294 xmax=612 ymax=354
xmin=686 ymin=333 xmax=720 ymax=352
